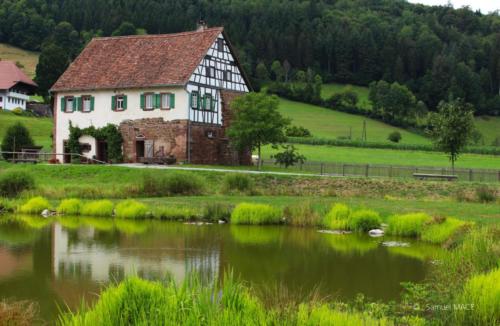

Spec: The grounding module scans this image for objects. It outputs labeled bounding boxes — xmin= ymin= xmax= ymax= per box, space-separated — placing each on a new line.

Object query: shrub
xmin=222 ymin=174 xmax=254 ymax=193
xmin=19 ymin=197 xmax=50 ymax=214
xmin=142 ymin=172 xmax=205 ymax=196
xmin=1 ymin=122 xmax=35 ymax=159
xmin=115 ymin=200 xmax=148 ymax=219
xmin=454 ymin=267 xmax=500 ymax=325
xmin=475 ymin=186 xmax=497 ymax=203
xmin=421 ymin=217 xmax=469 ymax=244
xmin=285 ymin=125 xmax=311 ymax=137
xmin=56 ymin=198 xmax=82 ymax=215
xmin=230 ymin=203 xmax=282 ymax=225
xmin=283 ymin=202 xmax=320 ymax=227
xmin=388 ymin=131 xmax=402 ymax=143
xmin=80 ymin=200 xmax=114 ymax=217
xmin=386 ymin=213 xmax=432 ymax=237
xmin=202 ymin=202 xmax=233 ymax=222
xmin=322 ymin=203 xmax=351 ymax=230
xmin=349 ymin=209 xmax=381 ymax=232
xmin=272 ymin=144 xmax=306 ymax=168
xmin=0 ymin=171 xmax=35 ymax=197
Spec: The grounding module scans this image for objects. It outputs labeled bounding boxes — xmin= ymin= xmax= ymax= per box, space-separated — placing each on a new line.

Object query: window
xmin=0 ymin=97 xmax=2 ymax=102
xmin=206 ymin=65 xmax=215 ymax=78
xmin=115 ymin=95 xmax=125 ymax=111
xmin=204 ymin=94 xmax=212 ymax=111
xmin=145 ymin=93 xmax=154 ymax=110
xmin=82 ymin=96 xmax=92 ymax=112
xmin=161 ymin=93 xmax=171 ymax=109
xmin=191 ymin=91 xmax=199 ymax=109
xmin=217 ymin=38 xmax=224 ymax=52
xmin=224 ymin=70 xmax=232 ymax=82
xmin=65 ymin=97 xmax=74 ymax=112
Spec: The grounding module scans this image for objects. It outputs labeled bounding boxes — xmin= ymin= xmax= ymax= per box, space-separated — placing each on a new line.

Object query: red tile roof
xmin=51 ymin=27 xmax=224 ymax=92
xmin=0 ymin=60 xmax=37 ymax=90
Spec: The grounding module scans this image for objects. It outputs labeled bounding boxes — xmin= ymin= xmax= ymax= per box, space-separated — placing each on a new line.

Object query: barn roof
xmin=0 ymin=60 xmax=37 ymax=90
xmin=51 ymin=27 xmax=224 ymax=92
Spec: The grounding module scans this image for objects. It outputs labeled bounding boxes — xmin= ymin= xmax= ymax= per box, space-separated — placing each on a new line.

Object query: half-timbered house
xmin=51 ymin=23 xmax=251 ymax=164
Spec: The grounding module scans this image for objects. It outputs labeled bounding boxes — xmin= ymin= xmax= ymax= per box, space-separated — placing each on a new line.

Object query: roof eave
xmin=50 ymin=83 xmax=186 ymax=93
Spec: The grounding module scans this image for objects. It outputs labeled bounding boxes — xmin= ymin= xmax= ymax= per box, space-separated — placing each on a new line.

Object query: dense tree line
xmin=1 ymin=0 xmax=499 ymax=114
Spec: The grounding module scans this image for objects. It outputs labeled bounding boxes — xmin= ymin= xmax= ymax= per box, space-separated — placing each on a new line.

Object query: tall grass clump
xmin=18 ymin=197 xmax=50 ymax=214
xmin=202 ymin=202 xmax=233 ymax=222
xmin=80 ymin=200 xmax=114 ymax=217
xmin=453 ymin=267 xmax=500 ymax=325
xmin=152 ymin=206 xmax=199 ymax=221
xmin=142 ymin=172 xmax=205 ymax=196
xmin=283 ymin=202 xmax=321 ymax=227
xmin=114 ymin=200 xmax=149 ymax=219
xmin=0 ymin=171 xmax=35 ymax=197
xmin=56 ymin=199 xmax=82 ymax=215
xmin=386 ymin=213 xmax=432 ymax=237
xmin=222 ymin=173 xmax=254 ymax=194
xmin=421 ymin=217 xmax=469 ymax=244
xmin=475 ymin=185 xmax=497 ymax=203
xmin=349 ymin=209 xmax=381 ymax=232
xmin=296 ymin=304 xmax=396 ymax=326
xmin=0 ymin=300 xmax=38 ymax=326
xmin=322 ymin=203 xmax=351 ymax=230
xmin=230 ymin=203 xmax=282 ymax=225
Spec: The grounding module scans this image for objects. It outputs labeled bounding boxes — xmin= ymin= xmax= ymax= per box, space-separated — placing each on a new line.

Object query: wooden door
xmin=145 ymin=140 xmax=154 ymax=158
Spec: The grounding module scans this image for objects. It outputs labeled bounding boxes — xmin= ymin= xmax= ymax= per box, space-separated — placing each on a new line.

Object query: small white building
xmin=0 ymin=61 xmax=37 ymax=111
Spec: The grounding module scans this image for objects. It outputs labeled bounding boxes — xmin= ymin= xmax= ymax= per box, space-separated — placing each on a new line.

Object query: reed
xmin=114 ymin=200 xmax=148 ymax=219
xmin=56 ymin=198 xmax=82 ymax=215
xmin=421 ymin=217 xmax=469 ymax=244
xmin=80 ymin=200 xmax=114 ymax=217
xmin=386 ymin=213 xmax=432 ymax=237
xmin=322 ymin=203 xmax=351 ymax=230
xmin=18 ymin=196 xmax=50 ymax=214
xmin=230 ymin=203 xmax=282 ymax=225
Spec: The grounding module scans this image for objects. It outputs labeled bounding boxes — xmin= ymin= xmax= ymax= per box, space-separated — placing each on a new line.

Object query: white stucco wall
xmin=54 ymin=87 xmax=189 ymax=155
xmin=0 ymin=90 xmax=29 ymax=110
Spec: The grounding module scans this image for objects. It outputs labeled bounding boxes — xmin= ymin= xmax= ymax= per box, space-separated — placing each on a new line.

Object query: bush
xmin=285 ymin=125 xmax=311 ymax=137
xmin=271 ymin=144 xmax=306 ymax=168
xmin=142 ymin=172 xmax=205 ymax=196
xmin=322 ymin=203 xmax=351 ymax=230
xmin=349 ymin=209 xmax=381 ymax=232
xmin=80 ymin=200 xmax=114 ymax=217
xmin=475 ymin=186 xmax=497 ymax=203
xmin=386 ymin=213 xmax=432 ymax=237
xmin=230 ymin=203 xmax=282 ymax=225
xmin=421 ymin=217 xmax=469 ymax=244
xmin=283 ymin=202 xmax=320 ymax=227
xmin=454 ymin=267 xmax=500 ymax=325
xmin=0 ymin=171 xmax=35 ymax=197
xmin=202 ymin=202 xmax=233 ymax=222
xmin=19 ymin=197 xmax=50 ymax=214
xmin=388 ymin=131 xmax=402 ymax=143
xmin=222 ymin=174 xmax=254 ymax=193
xmin=56 ymin=198 xmax=82 ymax=215
xmin=1 ymin=122 xmax=35 ymax=159
xmin=115 ymin=200 xmax=148 ymax=219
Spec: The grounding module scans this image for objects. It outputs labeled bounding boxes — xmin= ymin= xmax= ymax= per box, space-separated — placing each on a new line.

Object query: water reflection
xmin=0 ymin=215 xmax=444 ymax=322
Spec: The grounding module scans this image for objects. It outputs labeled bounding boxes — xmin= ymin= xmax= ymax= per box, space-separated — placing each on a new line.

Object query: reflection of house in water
xmin=52 ymin=223 xmax=220 ymax=284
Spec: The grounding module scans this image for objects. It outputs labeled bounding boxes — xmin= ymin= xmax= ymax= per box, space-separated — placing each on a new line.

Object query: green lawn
xmin=321 ymin=83 xmax=371 ymax=109
xmin=0 ymin=111 xmax=52 ymax=150
xmin=0 ymin=43 xmax=39 ymax=78
xmin=262 ymin=143 xmax=500 ymax=169
xmin=279 ymin=98 xmax=430 ymax=144
xmin=475 ymin=116 xmax=500 ymax=146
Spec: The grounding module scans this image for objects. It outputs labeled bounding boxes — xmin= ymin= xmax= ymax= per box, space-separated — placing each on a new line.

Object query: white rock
xmin=368 ymin=229 xmax=385 ymax=237
xmin=382 ymin=241 xmax=410 ymax=247
xmin=41 ymin=209 xmax=50 ymax=217
xmin=218 ymin=220 xmax=226 ymax=224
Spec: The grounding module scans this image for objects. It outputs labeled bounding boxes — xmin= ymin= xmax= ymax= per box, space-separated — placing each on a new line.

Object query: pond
xmin=0 ymin=215 xmax=444 ymax=322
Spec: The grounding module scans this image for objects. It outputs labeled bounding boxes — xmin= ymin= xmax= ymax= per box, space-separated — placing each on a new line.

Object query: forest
xmin=0 ymin=0 xmax=499 ymax=115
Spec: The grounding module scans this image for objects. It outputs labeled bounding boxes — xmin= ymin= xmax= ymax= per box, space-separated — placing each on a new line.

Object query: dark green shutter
xmin=202 ymin=96 xmax=206 ymax=110
xmin=111 ymin=95 xmax=116 ymax=111
xmin=60 ymin=96 xmax=65 ymax=112
xmin=123 ymin=95 xmax=127 ymax=110
xmin=170 ymin=94 xmax=175 ymax=108
xmin=77 ymin=97 xmax=82 ymax=111
xmin=197 ymin=93 xmax=201 ymax=110
xmin=140 ymin=93 xmax=145 ymax=109
xmin=90 ymin=96 xmax=95 ymax=111
xmin=155 ymin=93 xmax=160 ymax=109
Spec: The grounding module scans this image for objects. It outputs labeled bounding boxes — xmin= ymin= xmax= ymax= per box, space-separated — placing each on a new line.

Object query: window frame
xmin=115 ymin=94 xmax=126 ymax=111
xmin=65 ymin=96 xmax=75 ymax=113
xmin=81 ymin=95 xmax=92 ymax=113
xmin=144 ymin=92 xmax=154 ymax=110
xmin=204 ymin=93 xmax=212 ymax=111
xmin=160 ymin=92 xmax=172 ymax=110
xmin=224 ymin=70 xmax=232 ymax=82
xmin=191 ymin=91 xmax=199 ymax=110
xmin=206 ymin=65 xmax=216 ymax=78
xmin=217 ymin=38 xmax=224 ymax=52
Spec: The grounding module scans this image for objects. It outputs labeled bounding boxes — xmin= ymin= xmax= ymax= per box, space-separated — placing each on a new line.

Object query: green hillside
xmin=321 ymin=83 xmax=371 ymax=109
xmin=0 ymin=43 xmax=39 ymax=78
xmin=0 ymin=111 xmax=52 ymax=150
xmin=278 ymin=98 xmax=430 ymax=144
xmin=475 ymin=116 xmax=500 ymax=145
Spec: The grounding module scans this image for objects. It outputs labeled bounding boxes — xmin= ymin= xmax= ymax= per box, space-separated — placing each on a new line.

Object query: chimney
xmin=197 ymin=20 xmax=208 ymax=32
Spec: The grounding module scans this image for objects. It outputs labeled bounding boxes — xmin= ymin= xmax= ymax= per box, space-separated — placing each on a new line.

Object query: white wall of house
xmin=54 ymin=87 xmax=189 ymax=155
xmin=0 ymin=89 xmax=30 ymax=110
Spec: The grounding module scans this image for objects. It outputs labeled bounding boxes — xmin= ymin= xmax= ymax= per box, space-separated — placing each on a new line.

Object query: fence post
xmin=342 ymin=164 xmax=345 ymax=176
xmin=365 ymin=164 xmax=369 ymax=177
xmin=300 ymin=162 xmax=303 ymax=171
xmin=469 ymin=169 xmax=473 ymax=182
xmin=320 ymin=163 xmax=324 ymax=175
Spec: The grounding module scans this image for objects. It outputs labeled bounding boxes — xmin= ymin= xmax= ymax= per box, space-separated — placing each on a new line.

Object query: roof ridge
xmin=93 ymin=27 xmax=223 ymax=42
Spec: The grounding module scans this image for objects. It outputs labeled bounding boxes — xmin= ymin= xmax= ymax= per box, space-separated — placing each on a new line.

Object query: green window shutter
xmin=60 ymin=96 xmax=65 ymax=112
xmin=140 ymin=93 xmax=145 ymax=109
xmin=77 ymin=97 xmax=82 ymax=111
xmin=90 ymin=96 xmax=95 ymax=111
xmin=189 ymin=92 xmax=192 ymax=108
xmin=202 ymin=95 xmax=206 ymax=110
xmin=170 ymin=94 xmax=175 ymax=108
xmin=111 ymin=95 xmax=116 ymax=111
xmin=155 ymin=93 xmax=160 ymax=109
xmin=123 ymin=95 xmax=127 ymax=110
xmin=197 ymin=93 xmax=201 ymax=109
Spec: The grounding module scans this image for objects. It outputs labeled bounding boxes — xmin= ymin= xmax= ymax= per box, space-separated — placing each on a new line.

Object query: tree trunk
xmin=258 ymin=144 xmax=261 ymax=171
xmin=451 ymin=158 xmax=455 ymax=175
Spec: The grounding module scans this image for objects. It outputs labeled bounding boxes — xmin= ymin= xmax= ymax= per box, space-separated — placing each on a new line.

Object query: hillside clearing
xmin=475 ymin=116 xmax=500 ymax=145
xmin=321 ymin=83 xmax=371 ymax=109
xmin=0 ymin=43 xmax=39 ymax=78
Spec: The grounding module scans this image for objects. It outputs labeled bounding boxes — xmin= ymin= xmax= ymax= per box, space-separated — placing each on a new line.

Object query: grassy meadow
xmin=0 ymin=110 xmax=53 ymax=150
xmin=0 ymin=43 xmax=39 ymax=78
xmin=321 ymin=83 xmax=371 ymax=109
xmin=475 ymin=116 xmax=500 ymax=145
